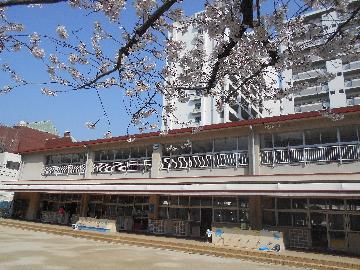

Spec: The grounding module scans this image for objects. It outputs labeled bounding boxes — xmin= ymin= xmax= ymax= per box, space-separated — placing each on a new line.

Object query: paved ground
xmin=0 ymin=226 xmax=305 ymax=270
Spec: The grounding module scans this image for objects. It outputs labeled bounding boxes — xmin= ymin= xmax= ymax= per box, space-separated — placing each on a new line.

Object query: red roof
xmin=18 ymin=105 xmax=360 ymax=154
xmin=0 ymin=125 xmax=59 ymax=153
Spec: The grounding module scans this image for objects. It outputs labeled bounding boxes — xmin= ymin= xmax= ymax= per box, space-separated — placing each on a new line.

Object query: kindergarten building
xmin=1 ymin=106 xmax=360 ymax=254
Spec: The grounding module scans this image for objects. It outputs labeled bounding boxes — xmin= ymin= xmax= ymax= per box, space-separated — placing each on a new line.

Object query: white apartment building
xmin=163 ymin=4 xmax=360 ymax=130
xmin=280 ymin=6 xmax=360 ymax=115
xmin=163 ymin=22 xmax=271 ymax=130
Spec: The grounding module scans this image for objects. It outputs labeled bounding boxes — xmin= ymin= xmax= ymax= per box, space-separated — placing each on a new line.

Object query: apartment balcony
xmin=43 ymin=163 xmax=86 ymax=176
xmin=191 ymin=107 xmax=201 ymax=114
xmin=161 ymin=151 xmax=248 ymax=171
xmin=294 ymin=85 xmax=328 ymax=97
xmin=260 ymin=143 xmax=360 ymax=165
xmin=345 ymin=78 xmax=360 ymax=89
xmin=292 ymin=69 xmax=326 ymax=82
xmin=343 ymin=61 xmax=360 ymax=72
xmin=93 ymin=158 xmax=152 ymax=174
xmin=347 ymin=97 xmax=360 ymax=106
xmin=297 ymin=37 xmax=325 ymax=50
xmin=294 ymin=101 xmax=328 ymax=113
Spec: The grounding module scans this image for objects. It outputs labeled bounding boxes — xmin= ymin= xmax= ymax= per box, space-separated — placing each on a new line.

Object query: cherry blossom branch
xmin=0 ymin=0 xmax=65 ymax=8
xmin=324 ymin=5 xmax=360 ymax=45
xmin=77 ymin=0 xmax=178 ymax=90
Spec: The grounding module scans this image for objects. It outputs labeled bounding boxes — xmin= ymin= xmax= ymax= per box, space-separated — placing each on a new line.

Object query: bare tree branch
xmin=0 ymin=0 xmax=65 ymax=8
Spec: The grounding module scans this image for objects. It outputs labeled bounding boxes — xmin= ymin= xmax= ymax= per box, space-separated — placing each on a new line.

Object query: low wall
xmin=212 ymin=224 xmax=285 ymax=251
xmin=75 ymin=217 xmax=117 ymax=233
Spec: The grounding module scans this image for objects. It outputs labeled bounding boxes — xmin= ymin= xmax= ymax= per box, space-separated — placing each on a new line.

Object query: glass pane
xmin=115 ymin=149 xmax=130 ymax=160
xmin=339 ymin=126 xmax=358 ymax=142
xmin=293 ymin=212 xmax=307 ymax=227
xmin=347 ymin=199 xmax=360 ymax=211
xmin=273 ymin=133 xmax=289 ymax=147
xmin=190 ymin=208 xmax=200 ymax=221
xmin=328 ymin=199 xmax=345 ymax=210
xmin=192 ymin=139 xmax=213 ymax=154
xmin=178 ymin=196 xmax=189 ymax=206
xmin=277 ymin=198 xmax=291 ymax=209
xmin=61 ymin=154 xmax=72 ymax=164
xmin=94 ymin=152 xmax=101 ymax=161
xmin=131 ymin=147 xmax=147 ymax=158
xmin=201 ymin=197 xmax=212 ymax=207
xmin=350 ymin=215 xmax=360 ymax=231
xmin=262 ymin=197 xmax=275 ymax=209
xmin=190 ymin=197 xmax=201 ymax=206
xmin=263 ymin=211 xmax=276 ymax=226
xmin=329 ymin=214 xmax=344 ymax=230
xmin=309 ymin=199 xmax=328 ymax=210
xmin=260 ymin=133 xmax=273 ymax=148
xmin=278 ymin=212 xmax=292 ymax=226
xmin=213 ymin=197 xmax=237 ymax=207
xmin=292 ymin=199 xmax=307 ymax=209
xmin=72 ymin=154 xmax=80 ymax=163
xmin=238 ymin=197 xmax=249 ymax=208
xmin=238 ymin=137 xmax=248 ymax=150
xmin=305 ymin=130 xmax=321 ymax=145
xmin=78 ymin=154 xmax=86 ymax=163
xmin=214 ymin=137 xmax=238 ymax=152
xmin=159 ymin=196 xmax=169 ymax=206
xmin=164 ymin=142 xmax=191 ymax=156
xmin=169 ymin=196 xmax=178 ymax=206
xmin=159 ymin=207 xmax=167 ymax=219
xmin=214 ymin=209 xmax=237 ymax=223
xmin=239 ymin=210 xmax=249 ymax=224
xmin=321 ymin=129 xmax=338 ymax=144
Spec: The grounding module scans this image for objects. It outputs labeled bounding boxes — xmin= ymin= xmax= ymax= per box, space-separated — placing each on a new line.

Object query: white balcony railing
xmin=343 ymin=61 xmax=360 ymax=71
xmin=260 ymin=143 xmax=360 ymax=165
xmin=295 ymin=101 xmax=328 ymax=113
xmin=294 ymin=85 xmax=328 ymax=97
xmin=292 ymin=69 xmax=326 ymax=81
xmin=43 ymin=163 xmax=86 ymax=176
xmin=345 ymin=78 xmax=360 ymax=89
xmin=93 ymin=158 xmax=152 ymax=174
xmin=347 ymin=97 xmax=360 ymax=106
xmin=161 ymin=151 xmax=248 ymax=171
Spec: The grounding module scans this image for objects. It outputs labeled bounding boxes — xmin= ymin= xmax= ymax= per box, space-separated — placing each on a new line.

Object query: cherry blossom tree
xmin=0 ymin=0 xmax=359 ymax=134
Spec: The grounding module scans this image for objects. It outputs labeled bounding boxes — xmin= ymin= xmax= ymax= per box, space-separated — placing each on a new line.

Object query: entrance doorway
xmin=310 ymin=213 xmax=328 ymax=249
xmin=200 ymin=208 xmax=212 ymax=238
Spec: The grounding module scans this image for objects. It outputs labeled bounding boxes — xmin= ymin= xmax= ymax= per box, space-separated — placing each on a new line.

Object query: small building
xmin=1 ymin=106 xmax=360 ymax=254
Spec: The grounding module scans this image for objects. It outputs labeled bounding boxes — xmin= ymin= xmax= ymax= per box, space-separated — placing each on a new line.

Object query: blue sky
xmin=0 ymin=1 xmax=206 ymax=141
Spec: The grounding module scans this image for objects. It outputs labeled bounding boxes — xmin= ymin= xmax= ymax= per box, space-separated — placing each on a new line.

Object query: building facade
xmin=1 ymin=106 xmax=360 ymax=254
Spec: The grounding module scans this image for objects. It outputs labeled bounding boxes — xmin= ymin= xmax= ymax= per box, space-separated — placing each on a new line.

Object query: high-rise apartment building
xmin=279 ymin=6 xmax=360 ymax=115
xmin=163 ymin=4 xmax=360 ymax=130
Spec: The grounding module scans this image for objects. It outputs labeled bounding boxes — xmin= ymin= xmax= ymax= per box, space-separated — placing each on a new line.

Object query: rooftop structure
xmin=18 ymin=120 xmax=58 ymax=136
xmin=0 ymin=124 xmax=59 ymax=153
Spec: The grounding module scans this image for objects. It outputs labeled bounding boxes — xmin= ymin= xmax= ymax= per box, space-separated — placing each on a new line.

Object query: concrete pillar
xmin=25 ymin=192 xmax=41 ymax=221
xmin=80 ymin=194 xmax=90 ymax=217
xmin=249 ymin=196 xmax=262 ymax=230
xmin=148 ymin=194 xmax=159 ymax=220
xmin=84 ymin=148 xmax=94 ymax=179
xmin=150 ymin=144 xmax=163 ymax=178
xmin=248 ymin=127 xmax=260 ymax=175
